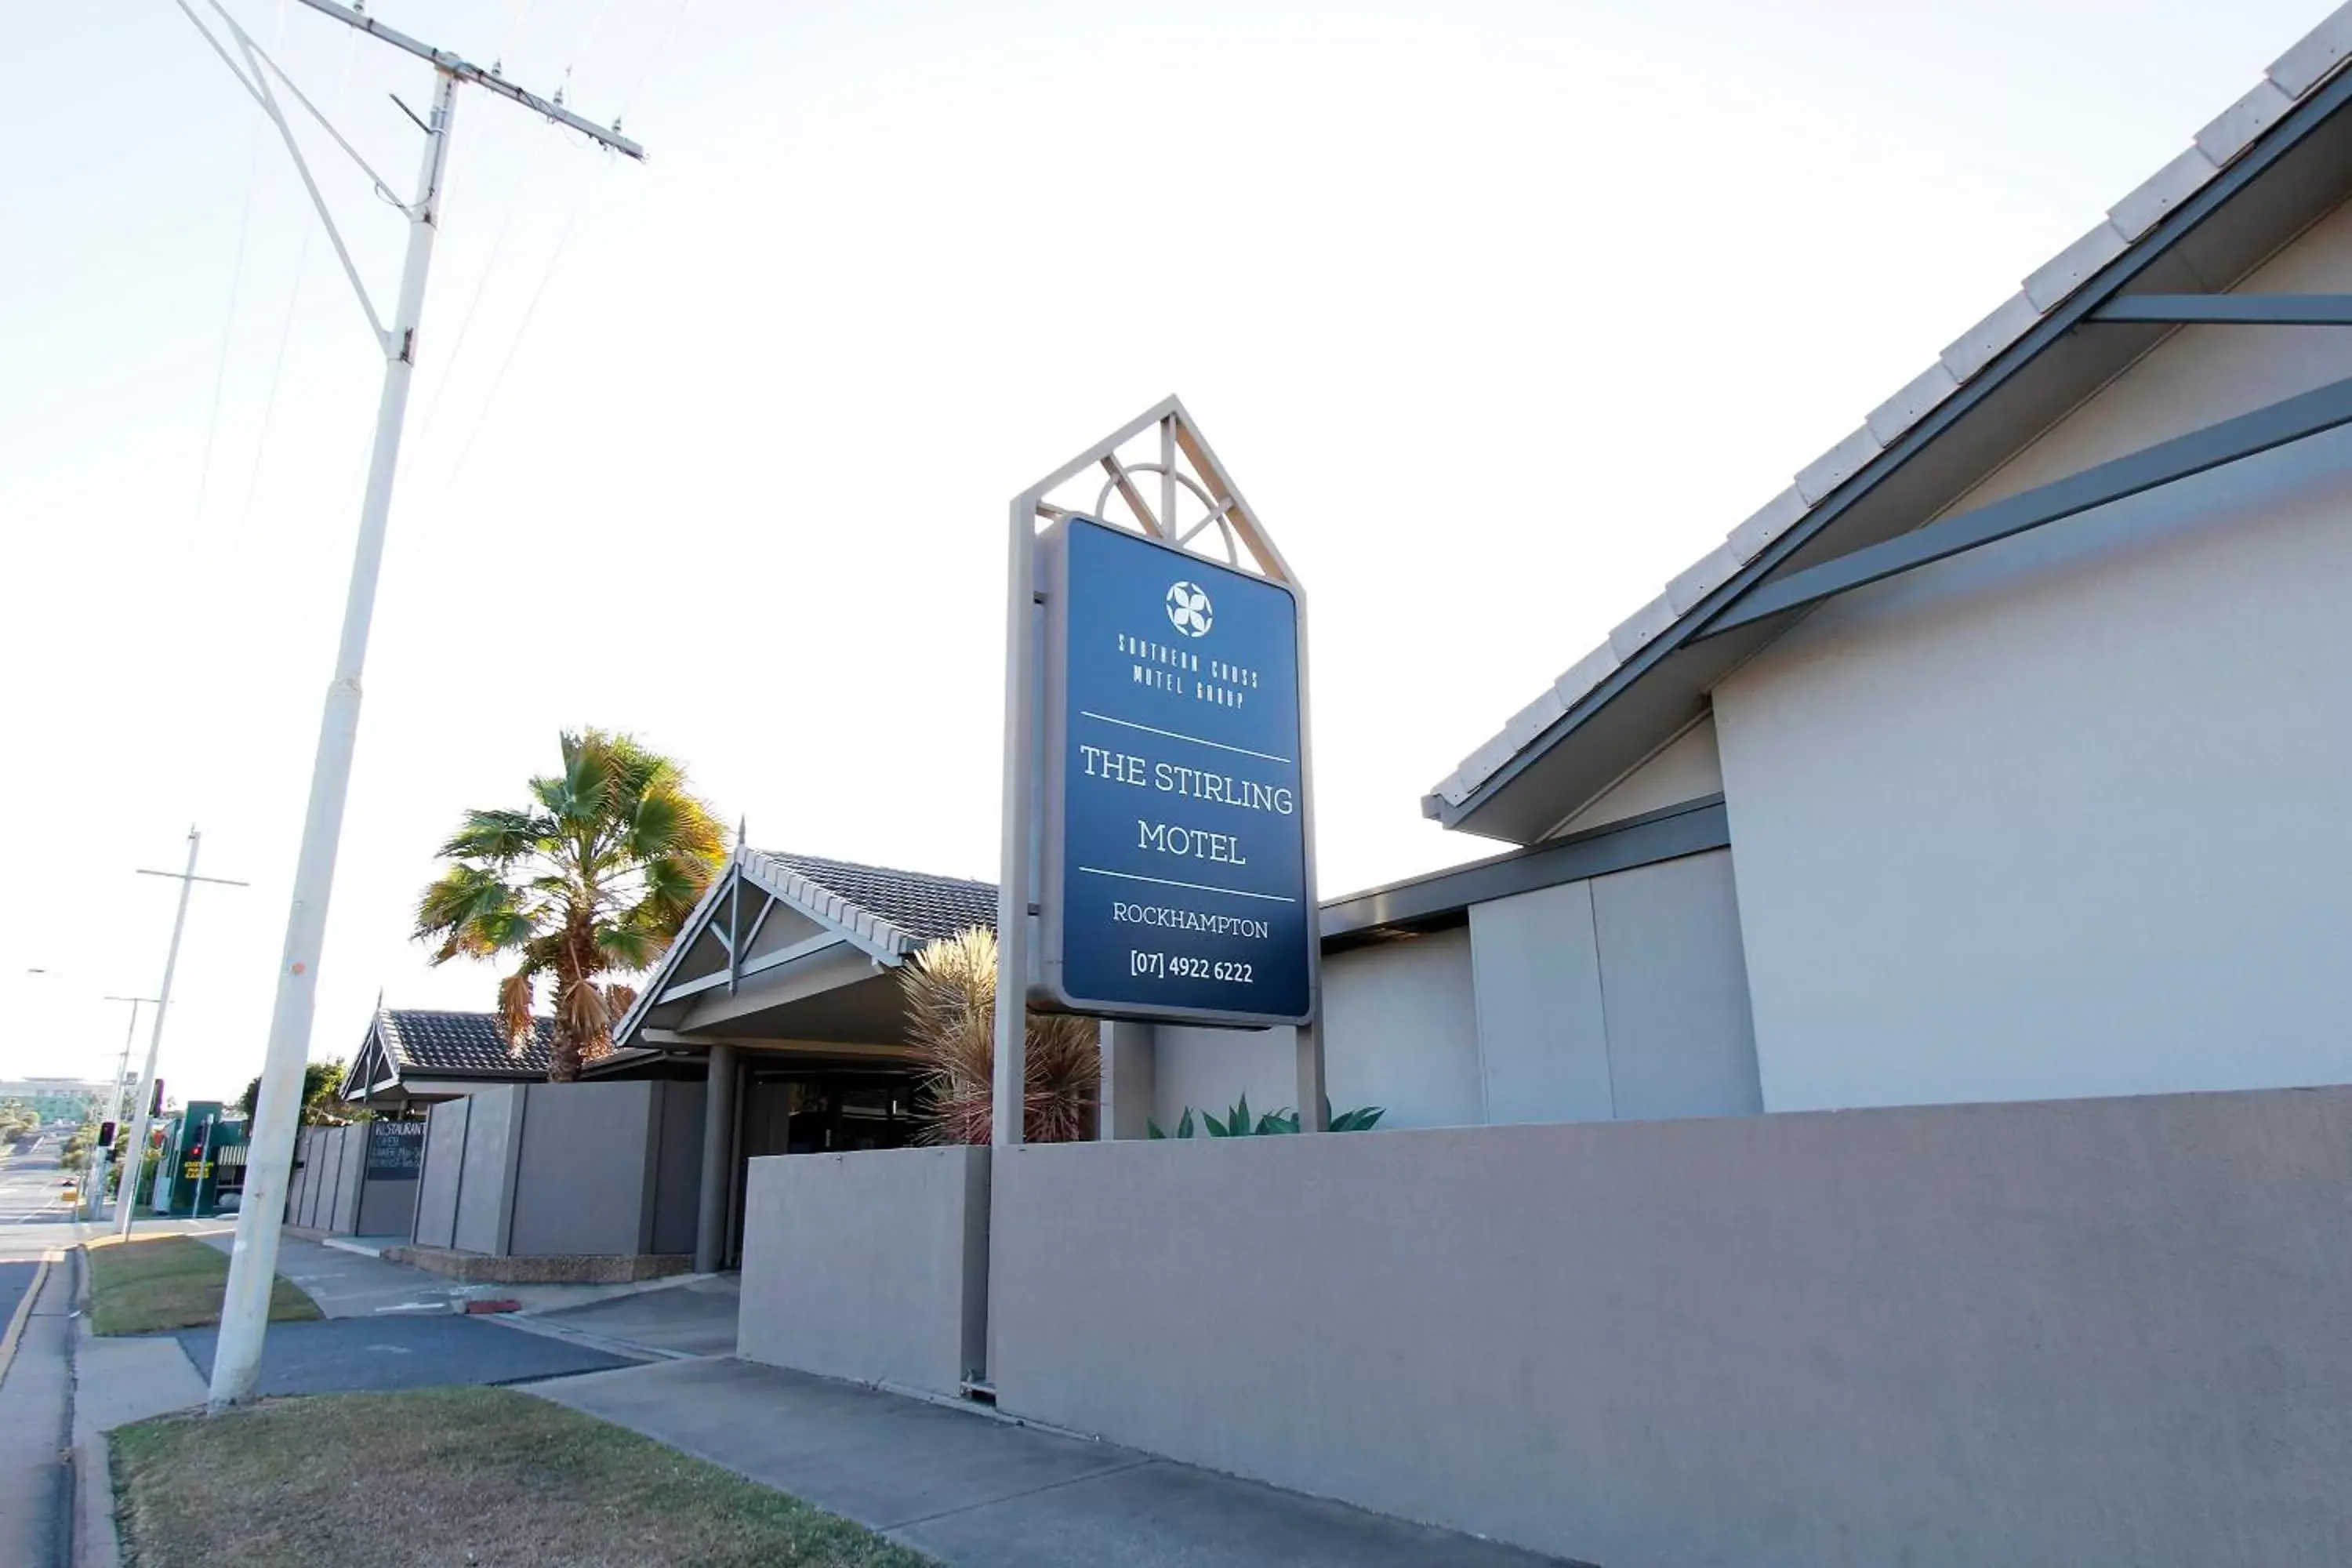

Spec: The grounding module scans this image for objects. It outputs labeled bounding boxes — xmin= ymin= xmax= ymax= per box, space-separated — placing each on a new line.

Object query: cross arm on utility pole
xmin=289 ymin=0 xmax=648 ymax=159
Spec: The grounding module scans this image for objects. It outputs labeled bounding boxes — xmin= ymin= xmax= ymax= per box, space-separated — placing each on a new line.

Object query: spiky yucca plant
xmin=902 ymin=927 xmax=1098 ymax=1144
xmin=413 ymin=729 xmax=728 ymax=1081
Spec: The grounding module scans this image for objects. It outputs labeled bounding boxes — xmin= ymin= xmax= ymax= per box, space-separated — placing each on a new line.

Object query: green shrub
xmin=1149 ymin=1095 xmax=1384 ymax=1138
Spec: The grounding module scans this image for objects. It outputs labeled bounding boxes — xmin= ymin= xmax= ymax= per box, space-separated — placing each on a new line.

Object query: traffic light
xmin=97 ymin=1120 xmax=116 ymax=1148
xmin=150 ymin=1079 xmax=165 ymax=1116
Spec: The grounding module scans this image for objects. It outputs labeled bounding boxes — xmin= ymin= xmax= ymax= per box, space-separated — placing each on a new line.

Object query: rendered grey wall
xmin=451 ymin=1086 xmax=518 ymax=1255
xmin=283 ymin=1130 xmax=313 ymax=1226
xmin=1588 ymin=850 xmax=1762 ymax=1119
xmin=412 ymin=1098 xmax=469 ymax=1248
xmin=1468 ymin=848 xmax=1759 ymax=1124
xmin=334 ymin=1128 xmax=369 ymax=1241
xmin=1715 ymin=203 xmax=2352 ymax=1113
xmin=1321 ymin=928 xmax=1482 ymax=1128
xmin=507 ymin=1082 xmax=655 ymax=1257
xmin=739 ymin=1145 xmax=989 ymax=1399
xmin=991 ymin=1085 xmax=2352 ymax=1568
xmin=1152 ymin=930 xmax=1484 ymax=1132
xmin=650 ymin=1080 xmax=706 ymax=1257
xmin=1470 ymin=881 xmax=1611 ymax=1124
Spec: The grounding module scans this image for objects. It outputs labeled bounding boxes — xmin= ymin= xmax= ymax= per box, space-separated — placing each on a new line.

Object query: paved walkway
xmin=0 ymin=1252 xmax=71 ymax=1568
xmin=533 ymin=1356 xmax=1564 ymax=1567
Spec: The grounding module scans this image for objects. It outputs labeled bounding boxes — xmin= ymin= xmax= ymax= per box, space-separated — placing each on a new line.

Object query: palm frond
xmin=437 ymin=808 xmax=556 ymax=864
xmin=495 ymin=969 xmax=538 ymax=1054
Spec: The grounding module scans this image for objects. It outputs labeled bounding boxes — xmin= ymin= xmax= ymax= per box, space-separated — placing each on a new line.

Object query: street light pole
xmin=117 ymin=829 xmax=247 ymax=1241
xmin=178 ymin=0 xmax=647 ymax=1413
xmin=95 ymin=995 xmax=160 ymax=1221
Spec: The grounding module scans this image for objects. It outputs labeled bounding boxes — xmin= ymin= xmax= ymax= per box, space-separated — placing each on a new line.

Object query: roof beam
xmin=2090 ymin=293 xmax=2352 ymax=325
xmin=1698 ymin=369 xmax=2352 ymax=640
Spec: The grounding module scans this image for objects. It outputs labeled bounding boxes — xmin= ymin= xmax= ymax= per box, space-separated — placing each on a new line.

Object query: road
xmin=0 ymin=1139 xmax=79 ymax=1227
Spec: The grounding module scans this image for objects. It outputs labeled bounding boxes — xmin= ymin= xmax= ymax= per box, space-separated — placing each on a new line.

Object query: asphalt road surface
xmin=0 ymin=1142 xmax=78 ymax=1225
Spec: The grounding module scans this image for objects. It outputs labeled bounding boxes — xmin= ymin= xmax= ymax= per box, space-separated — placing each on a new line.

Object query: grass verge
xmin=85 ymin=1235 xmax=321 ymax=1336
xmin=111 ymin=1385 xmax=933 ymax=1567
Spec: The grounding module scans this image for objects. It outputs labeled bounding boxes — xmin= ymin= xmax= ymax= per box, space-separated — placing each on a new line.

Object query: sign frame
xmin=994 ymin=397 xmax=1327 ymax=1148
xmin=1033 ymin=514 xmax=1317 ymax=1029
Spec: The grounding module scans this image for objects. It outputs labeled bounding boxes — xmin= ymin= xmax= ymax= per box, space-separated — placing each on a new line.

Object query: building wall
xmin=1469 ymin=847 xmax=1762 ymax=1125
xmin=651 ymin=1081 xmax=707 ymax=1257
xmin=1321 ymin=929 xmax=1482 ymax=1129
xmin=1715 ymin=202 xmax=2352 ymax=1114
xmin=1555 ymin=713 xmax=1722 ymax=836
xmin=1150 ymin=846 xmax=1758 ymax=1133
xmin=1148 ymin=927 xmax=1483 ymax=1131
xmin=990 ymin=1083 xmax=2352 ymax=1568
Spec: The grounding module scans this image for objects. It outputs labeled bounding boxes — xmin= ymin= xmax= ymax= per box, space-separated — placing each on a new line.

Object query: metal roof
xmin=1426 ymin=4 xmax=2352 ymax=843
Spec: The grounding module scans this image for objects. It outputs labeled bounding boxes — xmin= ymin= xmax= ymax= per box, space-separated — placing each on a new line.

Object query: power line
xmin=227 ymin=26 xmax=363 ymax=581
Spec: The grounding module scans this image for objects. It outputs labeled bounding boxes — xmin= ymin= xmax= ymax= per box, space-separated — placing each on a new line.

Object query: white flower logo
xmin=1165 ymin=581 xmax=1214 ymax=637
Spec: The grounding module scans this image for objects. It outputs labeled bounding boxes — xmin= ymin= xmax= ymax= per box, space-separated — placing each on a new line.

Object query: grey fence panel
xmin=412 ymin=1099 xmax=469 ymax=1248
xmin=452 ymin=1087 xmax=520 ymax=1256
xmin=506 ymin=1083 xmax=654 ymax=1257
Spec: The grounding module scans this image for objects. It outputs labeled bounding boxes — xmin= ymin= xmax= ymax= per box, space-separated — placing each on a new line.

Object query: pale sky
xmin=2 ymin=0 xmax=2332 ymax=1102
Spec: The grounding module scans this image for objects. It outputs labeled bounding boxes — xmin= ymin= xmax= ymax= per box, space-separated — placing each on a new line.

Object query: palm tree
xmin=413 ymin=730 xmax=728 ymax=1081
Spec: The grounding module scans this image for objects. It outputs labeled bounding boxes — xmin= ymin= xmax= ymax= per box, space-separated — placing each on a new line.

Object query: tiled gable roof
xmin=1426 ymin=3 xmax=2352 ymax=823
xmin=377 ymin=1010 xmax=554 ymax=1077
xmin=746 ymin=848 xmax=997 ymax=953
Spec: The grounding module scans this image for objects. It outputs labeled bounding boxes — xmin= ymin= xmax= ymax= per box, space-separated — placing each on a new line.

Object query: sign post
xmin=995 ymin=399 xmax=1324 ymax=1147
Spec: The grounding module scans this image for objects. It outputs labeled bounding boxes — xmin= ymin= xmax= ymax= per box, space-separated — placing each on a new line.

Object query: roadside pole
xmin=117 ymin=829 xmax=246 ymax=1240
xmin=175 ymin=0 xmax=646 ymax=1411
xmin=93 ymin=996 xmax=158 ymax=1221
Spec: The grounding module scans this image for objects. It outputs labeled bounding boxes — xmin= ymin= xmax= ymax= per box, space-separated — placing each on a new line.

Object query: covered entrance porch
xmin=601 ymin=845 xmax=998 ymax=1272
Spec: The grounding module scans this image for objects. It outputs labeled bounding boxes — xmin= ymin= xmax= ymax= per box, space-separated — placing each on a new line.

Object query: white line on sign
xmin=1078 ymin=866 xmax=1299 ymax=903
xmin=1078 ymin=711 xmax=1292 ymax=765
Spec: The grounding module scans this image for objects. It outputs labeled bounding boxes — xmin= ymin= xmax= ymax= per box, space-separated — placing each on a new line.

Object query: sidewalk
xmin=532 ymin=1356 xmax=1566 ymax=1567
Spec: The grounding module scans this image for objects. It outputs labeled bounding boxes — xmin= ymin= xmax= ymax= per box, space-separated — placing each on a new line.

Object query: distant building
xmin=0 ymin=1077 xmax=109 ymax=1123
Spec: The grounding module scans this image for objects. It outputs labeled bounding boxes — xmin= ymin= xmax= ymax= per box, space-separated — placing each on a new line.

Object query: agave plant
xmin=902 ymin=927 xmax=1099 ymax=1145
xmin=413 ymin=729 xmax=728 ymax=1081
xmin=1149 ymin=1097 xmax=1385 ymax=1138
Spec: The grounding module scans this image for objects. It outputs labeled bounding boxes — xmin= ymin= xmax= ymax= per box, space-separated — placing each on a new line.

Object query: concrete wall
xmin=325 ymin=1129 xmax=365 ymax=1232
xmin=407 ymin=1082 xmax=700 ymax=1258
xmin=411 ymin=1099 xmax=469 ymax=1248
xmin=510 ymin=1082 xmax=657 ymax=1257
xmin=991 ymin=1083 xmax=2352 ymax=1568
xmin=739 ymin=1145 xmax=989 ymax=1399
xmin=452 ymin=1087 xmax=519 ymax=1255
xmin=1715 ymin=201 xmax=2352 ymax=1114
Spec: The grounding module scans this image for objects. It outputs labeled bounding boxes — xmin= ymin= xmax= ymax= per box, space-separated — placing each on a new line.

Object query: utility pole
xmin=118 ymin=829 xmax=249 ymax=1241
xmin=95 ymin=995 xmax=161 ymax=1221
xmin=172 ymin=0 xmax=647 ymax=1413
